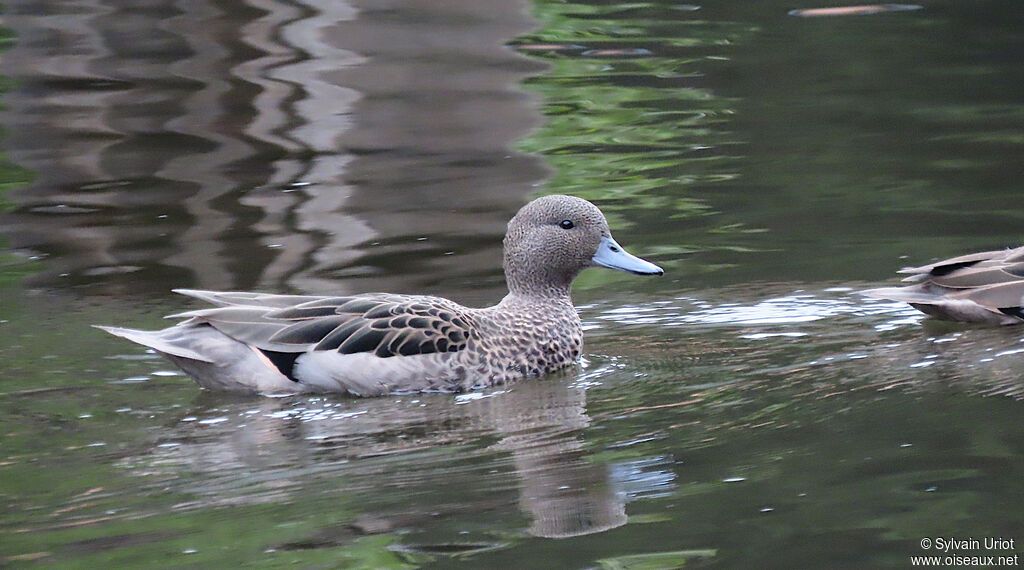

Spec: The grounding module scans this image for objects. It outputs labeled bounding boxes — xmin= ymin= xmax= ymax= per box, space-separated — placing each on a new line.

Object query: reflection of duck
xmin=98 ymin=196 xmax=662 ymax=395
xmin=863 ymin=246 xmax=1024 ymax=324
xmin=481 ymin=378 xmax=629 ymax=538
xmin=126 ymin=376 xmax=646 ymax=542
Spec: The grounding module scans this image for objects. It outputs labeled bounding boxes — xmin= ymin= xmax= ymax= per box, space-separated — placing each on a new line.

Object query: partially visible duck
xmin=862 ymin=246 xmax=1024 ymax=324
xmin=97 ymin=195 xmax=664 ymax=395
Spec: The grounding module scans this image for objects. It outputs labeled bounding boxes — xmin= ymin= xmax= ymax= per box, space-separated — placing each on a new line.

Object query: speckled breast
xmin=470 ymin=303 xmax=584 ymax=386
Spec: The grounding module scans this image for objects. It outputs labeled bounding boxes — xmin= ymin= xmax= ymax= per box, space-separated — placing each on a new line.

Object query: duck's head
xmin=503 ymin=194 xmax=663 ymax=296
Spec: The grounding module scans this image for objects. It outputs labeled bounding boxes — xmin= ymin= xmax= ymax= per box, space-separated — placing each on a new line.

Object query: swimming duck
xmin=98 ymin=195 xmax=663 ymax=395
xmin=862 ymin=246 xmax=1024 ymax=324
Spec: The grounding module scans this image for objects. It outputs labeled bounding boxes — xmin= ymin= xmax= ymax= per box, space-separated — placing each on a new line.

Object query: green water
xmin=1 ymin=0 xmax=1022 ymax=568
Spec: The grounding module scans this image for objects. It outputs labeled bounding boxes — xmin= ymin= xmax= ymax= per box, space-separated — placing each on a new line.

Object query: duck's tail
xmin=95 ymin=323 xmax=301 ymax=394
xmin=94 ymin=325 xmax=214 ymax=362
xmin=859 ymin=285 xmax=944 ymax=304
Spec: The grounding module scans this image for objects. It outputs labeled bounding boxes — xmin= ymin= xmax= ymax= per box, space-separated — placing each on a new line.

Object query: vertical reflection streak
xmin=0 ymin=0 xmax=547 ymax=299
xmin=239 ymin=0 xmax=372 ymax=292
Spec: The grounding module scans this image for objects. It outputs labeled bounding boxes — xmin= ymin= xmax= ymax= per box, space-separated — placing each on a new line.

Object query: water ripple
xmin=585 ymin=286 xmax=1024 ymax=400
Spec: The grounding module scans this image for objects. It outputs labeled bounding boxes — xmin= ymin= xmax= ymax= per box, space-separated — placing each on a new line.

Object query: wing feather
xmin=928 ymin=265 xmax=1024 ymax=288
xmin=269 ymin=317 xmax=350 ymax=344
xmin=958 ymin=281 xmax=1024 ymax=309
xmin=314 ymin=320 xmax=367 ymax=351
xmin=338 ymin=327 xmax=390 ymax=354
xmin=267 ymin=305 xmax=346 ymax=320
xmin=867 ymin=247 xmax=1024 ymax=324
xmin=174 ymin=288 xmax=320 ymax=308
xmin=172 ymin=291 xmax=475 ymax=357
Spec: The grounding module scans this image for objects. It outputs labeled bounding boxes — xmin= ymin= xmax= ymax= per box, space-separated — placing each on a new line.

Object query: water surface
xmin=1 ymin=0 xmax=1022 ymax=567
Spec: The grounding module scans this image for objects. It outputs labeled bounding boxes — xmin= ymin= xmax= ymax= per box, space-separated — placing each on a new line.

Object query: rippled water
xmin=2 ymin=0 xmax=1022 ymax=568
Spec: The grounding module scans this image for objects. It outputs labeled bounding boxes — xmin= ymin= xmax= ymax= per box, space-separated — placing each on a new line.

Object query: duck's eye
xmin=559 ymin=220 xmax=575 ymax=230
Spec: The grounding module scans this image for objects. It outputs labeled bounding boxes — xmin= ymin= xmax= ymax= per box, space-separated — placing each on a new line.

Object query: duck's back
xmin=863 ymin=246 xmax=1024 ymax=324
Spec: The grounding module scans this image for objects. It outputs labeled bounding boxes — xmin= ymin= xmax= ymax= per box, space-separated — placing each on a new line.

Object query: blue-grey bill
xmin=592 ymin=236 xmax=664 ymax=275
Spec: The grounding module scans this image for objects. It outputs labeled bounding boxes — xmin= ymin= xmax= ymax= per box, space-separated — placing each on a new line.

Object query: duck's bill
xmin=592 ymin=236 xmax=664 ymax=276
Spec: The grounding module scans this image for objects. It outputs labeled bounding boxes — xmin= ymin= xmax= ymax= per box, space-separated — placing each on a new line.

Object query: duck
xmin=97 ymin=195 xmax=664 ymax=396
xmin=862 ymin=246 xmax=1024 ymax=324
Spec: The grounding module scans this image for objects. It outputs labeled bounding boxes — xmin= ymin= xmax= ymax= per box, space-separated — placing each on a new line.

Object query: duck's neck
xmin=502 ymin=267 xmax=576 ymax=305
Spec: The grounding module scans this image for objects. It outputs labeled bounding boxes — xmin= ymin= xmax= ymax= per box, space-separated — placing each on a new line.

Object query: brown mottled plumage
xmin=97 ymin=195 xmax=663 ymax=396
xmin=862 ymin=246 xmax=1024 ymax=324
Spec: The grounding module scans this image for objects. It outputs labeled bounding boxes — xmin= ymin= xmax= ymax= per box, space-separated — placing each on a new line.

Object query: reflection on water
xmin=115 ymin=379 xmax=641 ymax=540
xmin=590 ymin=287 xmax=1024 ymax=400
xmin=0 ymin=0 xmax=545 ymax=302
xmin=788 ymin=4 xmax=923 ymax=18
xmin=2 ymin=0 xmax=1024 ymax=567
xmin=6 ymin=286 xmax=1020 ymax=566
